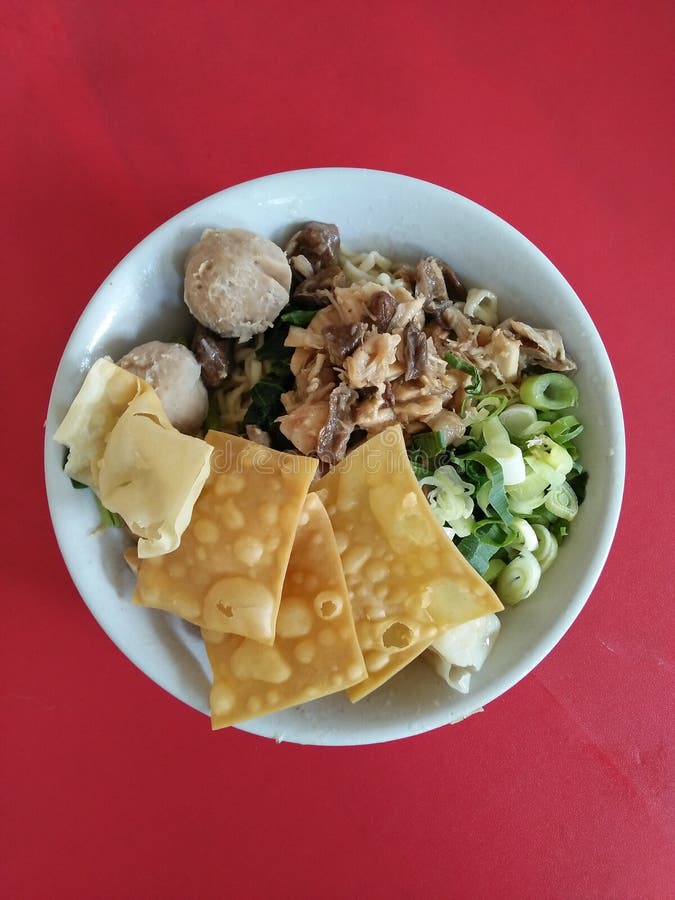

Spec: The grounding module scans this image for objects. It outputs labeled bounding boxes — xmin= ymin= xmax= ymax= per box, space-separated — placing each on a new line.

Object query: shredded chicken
xmin=501 ymin=319 xmax=577 ymax=373
xmin=215 ymin=222 xmax=581 ymax=466
xmin=278 ymin=399 xmax=330 ymax=455
xmin=343 ymin=328 xmax=402 ymax=390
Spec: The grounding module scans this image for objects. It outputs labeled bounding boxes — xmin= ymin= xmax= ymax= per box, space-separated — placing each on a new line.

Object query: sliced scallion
xmin=462 ymin=451 xmax=513 ymax=523
xmin=511 ymin=517 xmax=539 ymax=552
xmin=95 ymin=496 xmax=123 ymax=530
xmin=411 ymin=430 xmax=447 ymax=458
xmin=482 ymin=416 xmax=526 ymax=485
xmin=532 ymin=524 xmax=559 ymax=572
xmin=544 ymin=482 xmax=579 ymax=521
xmin=484 ymin=557 xmax=507 ymax=584
xmin=495 ymin=551 xmax=541 ymax=606
xmin=499 ymin=403 xmax=539 ymax=438
xmin=519 ymin=373 xmax=579 ymax=410
xmin=456 ymin=534 xmax=500 ymax=576
xmin=545 ymin=415 xmax=584 ymax=444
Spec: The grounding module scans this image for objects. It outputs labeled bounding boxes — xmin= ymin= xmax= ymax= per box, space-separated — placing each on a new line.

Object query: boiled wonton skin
xmin=97 ymin=389 xmax=213 ymax=558
xmin=53 ymin=357 xmax=151 ymax=490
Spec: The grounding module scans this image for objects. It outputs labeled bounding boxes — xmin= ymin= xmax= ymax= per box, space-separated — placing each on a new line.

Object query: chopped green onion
xmin=495 ymin=551 xmax=541 ymax=606
xmin=411 ymin=430 xmax=447 ymax=458
xmin=568 ymin=468 xmax=589 ymax=503
xmin=482 ymin=416 xmax=526 ymax=485
xmin=472 ymin=519 xmax=519 ymax=547
xmin=532 ymin=524 xmax=559 ymax=572
xmin=506 ymin=470 xmax=549 ymax=514
xmin=407 ymin=450 xmax=429 ymax=479
xmin=544 ymin=482 xmax=579 ymax=521
xmin=499 ymin=403 xmax=539 ymax=438
xmin=461 ymin=452 xmax=513 ymax=523
xmin=545 ymin=415 xmax=584 ymax=443
xmin=511 ymin=517 xmax=539 ymax=552
xmin=484 ymin=557 xmax=507 ymax=584
xmin=516 ymin=420 xmax=549 ymax=440
xmin=519 ymin=373 xmax=579 ymax=410
xmin=445 ymin=352 xmax=482 ymax=395
xmin=462 ymin=393 xmax=508 ymax=421
xmin=419 ymin=465 xmax=475 ymax=537
xmin=456 ymin=534 xmax=501 ymax=576
xmin=525 ymin=436 xmax=574 ymax=478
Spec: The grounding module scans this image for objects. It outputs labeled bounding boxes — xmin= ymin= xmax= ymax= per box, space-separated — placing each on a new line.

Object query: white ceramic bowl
xmin=44 ymin=168 xmax=625 ymax=745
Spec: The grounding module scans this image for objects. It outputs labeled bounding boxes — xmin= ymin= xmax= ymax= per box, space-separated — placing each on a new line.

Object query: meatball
xmin=117 ymin=341 xmax=208 ymax=435
xmin=184 ymin=228 xmax=292 ymax=342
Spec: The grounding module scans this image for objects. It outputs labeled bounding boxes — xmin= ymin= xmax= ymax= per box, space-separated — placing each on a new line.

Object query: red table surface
xmin=2 ymin=2 xmax=674 ymax=898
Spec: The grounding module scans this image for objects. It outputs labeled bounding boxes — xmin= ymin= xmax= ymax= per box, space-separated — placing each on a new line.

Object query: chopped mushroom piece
xmin=285 ymin=222 xmax=341 ymax=275
xmin=323 ymin=322 xmax=368 ymax=365
xmin=191 ymin=324 xmax=234 ymax=389
xmin=364 ymin=290 xmax=397 ymax=332
xmin=316 ymin=385 xmax=358 ymax=464
xmin=415 ymin=256 xmax=451 ymax=316
xmin=402 ymin=322 xmax=428 ymax=381
xmin=437 ymin=259 xmax=467 ymax=302
xmin=292 ymin=264 xmax=347 ymax=307
xmin=415 ymin=258 xmax=467 ymax=316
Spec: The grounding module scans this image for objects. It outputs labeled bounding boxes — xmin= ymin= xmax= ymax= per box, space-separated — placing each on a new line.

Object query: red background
xmin=2 ymin=2 xmax=674 ymax=897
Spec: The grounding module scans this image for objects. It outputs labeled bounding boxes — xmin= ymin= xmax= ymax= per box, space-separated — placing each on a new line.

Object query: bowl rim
xmin=44 ymin=167 xmax=626 ymax=744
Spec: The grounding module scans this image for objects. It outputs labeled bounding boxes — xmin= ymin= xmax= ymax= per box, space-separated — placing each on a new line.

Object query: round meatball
xmin=117 ymin=341 xmax=208 ymax=435
xmin=184 ymin=228 xmax=292 ymax=342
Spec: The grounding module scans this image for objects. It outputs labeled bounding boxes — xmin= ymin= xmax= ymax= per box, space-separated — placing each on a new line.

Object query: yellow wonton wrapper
xmin=203 ymin=493 xmax=367 ymax=729
xmin=98 ymin=390 xmax=213 ymax=557
xmin=54 ymin=358 xmax=213 ymax=558
xmin=53 ymin=357 xmax=150 ymax=490
xmin=133 ymin=430 xmax=318 ymax=644
xmin=312 ymin=425 xmax=503 ymax=701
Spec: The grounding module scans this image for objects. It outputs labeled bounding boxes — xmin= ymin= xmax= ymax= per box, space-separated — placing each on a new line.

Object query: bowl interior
xmin=44 ymin=168 xmax=625 ymax=744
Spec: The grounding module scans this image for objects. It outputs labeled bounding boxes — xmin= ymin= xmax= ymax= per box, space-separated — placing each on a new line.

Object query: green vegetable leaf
xmin=445 ymin=352 xmax=482 ymax=395
xmin=95 ymin=495 xmax=123 ymax=530
xmin=459 ymin=451 xmax=513 ymax=524
xmin=280 ymin=309 xmax=318 ymax=327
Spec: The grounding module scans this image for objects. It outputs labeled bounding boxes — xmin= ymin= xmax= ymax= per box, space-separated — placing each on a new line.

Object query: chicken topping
xmin=343 ymin=329 xmax=402 ymax=390
xmin=204 ymin=222 xmax=576 ymax=466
